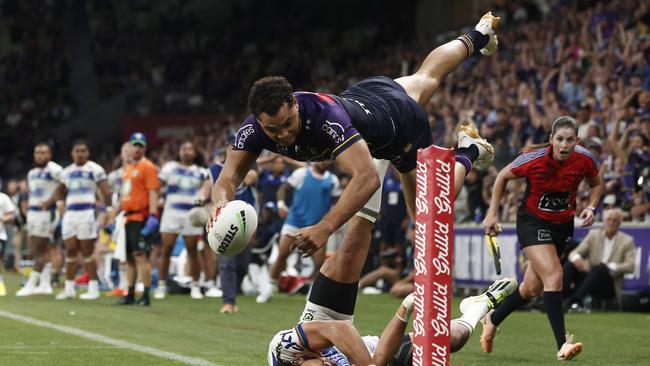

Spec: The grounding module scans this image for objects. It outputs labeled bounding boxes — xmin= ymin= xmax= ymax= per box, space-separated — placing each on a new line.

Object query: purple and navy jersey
xmin=234 ymin=92 xmax=362 ymax=161
xmin=235 ymin=76 xmax=432 ymax=173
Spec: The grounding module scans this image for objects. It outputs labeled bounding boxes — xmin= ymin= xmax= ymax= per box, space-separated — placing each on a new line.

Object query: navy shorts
xmin=388 ymin=334 xmax=413 ymax=366
xmin=0 ymin=239 xmax=5 ymax=260
xmin=338 ymin=76 xmax=432 ymax=173
xmin=516 ymin=209 xmax=574 ymax=257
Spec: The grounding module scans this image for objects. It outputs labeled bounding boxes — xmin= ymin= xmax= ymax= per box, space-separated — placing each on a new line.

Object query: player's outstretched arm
xmin=373 ymin=294 xmax=413 ymax=366
xmin=290 ymin=140 xmax=379 ymax=256
xmin=209 ymin=149 xmax=258 ymax=222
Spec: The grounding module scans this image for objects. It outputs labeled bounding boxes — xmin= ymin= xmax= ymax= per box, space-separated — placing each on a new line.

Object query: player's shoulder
xmin=87 ymin=160 xmax=106 ymax=172
xmin=511 ymin=147 xmax=548 ymax=169
xmin=61 ymin=163 xmax=76 ymax=173
xmin=161 ymin=160 xmax=178 ymax=171
xmin=48 ymin=161 xmax=63 ymax=171
xmin=573 ymin=145 xmax=598 ymax=166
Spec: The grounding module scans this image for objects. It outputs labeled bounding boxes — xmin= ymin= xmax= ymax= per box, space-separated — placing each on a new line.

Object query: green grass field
xmin=1 ymin=273 xmax=648 ymax=366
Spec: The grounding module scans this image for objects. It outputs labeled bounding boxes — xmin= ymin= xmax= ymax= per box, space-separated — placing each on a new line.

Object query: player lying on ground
xmin=268 ymin=277 xmax=518 ymax=366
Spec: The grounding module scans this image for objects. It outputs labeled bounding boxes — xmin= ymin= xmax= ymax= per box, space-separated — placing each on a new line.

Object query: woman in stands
xmin=481 ymin=116 xmax=604 ymax=361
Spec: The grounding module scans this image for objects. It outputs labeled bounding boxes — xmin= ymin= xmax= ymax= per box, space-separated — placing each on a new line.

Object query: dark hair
xmin=522 ymin=116 xmax=578 ymax=153
xmin=34 ymin=141 xmax=51 ymax=150
xmin=248 ymin=76 xmax=294 ymax=117
xmin=72 ymin=138 xmax=89 ymax=150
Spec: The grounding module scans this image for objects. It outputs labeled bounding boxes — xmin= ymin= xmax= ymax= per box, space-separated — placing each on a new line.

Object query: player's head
xmin=129 ymin=132 xmax=147 ymax=160
xmin=312 ymin=161 xmax=331 ymax=173
xmin=33 ymin=142 xmax=52 ymax=167
xmin=603 ymin=208 xmax=623 ymax=237
xmin=120 ymin=142 xmax=133 ymax=165
xmin=179 ymin=141 xmax=196 ymax=165
xmin=268 ymin=328 xmax=322 ymax=366
xmin=271 ymin=155 xmax=286 ymax=175
xmin=71 ymin=139 xmax=90 ymax=165
xmin=249 ymin=76 xmax=300 ymax=147
xmin=549 ymin=116 xmax=579 ymax=162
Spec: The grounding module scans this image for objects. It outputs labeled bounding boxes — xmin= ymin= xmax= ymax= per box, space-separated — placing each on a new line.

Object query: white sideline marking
xmin=0 ymin=310 xmax=220 ymax=366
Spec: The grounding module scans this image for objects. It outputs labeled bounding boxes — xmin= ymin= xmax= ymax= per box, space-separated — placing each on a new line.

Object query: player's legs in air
xmin=394 ymin=12 xmax=499 ymax=219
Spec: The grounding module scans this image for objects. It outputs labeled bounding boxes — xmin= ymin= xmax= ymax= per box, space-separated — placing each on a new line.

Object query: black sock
xmin=457 ymin=145 xmax=479 ymax=162
xmin=127 ymin=286 xmax=135 ymax=300
xmin=543 ymin=291 xmax=566 ymax=350
xmin=491 ymin=289 xmax=528 ymax=326
xmin=143 ymin=287 xmax=150 ymax=300
xmin=467 ymin=30 xmax=489 ymax=51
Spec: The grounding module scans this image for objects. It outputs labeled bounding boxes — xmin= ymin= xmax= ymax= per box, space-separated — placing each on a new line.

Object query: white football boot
xmin=475 ymin=12 xmax=500 ymax=56
xmin=458 ymin=122 xmax=494 ymax=170
xmin=190 ymin=284 xmax=204 ymax=300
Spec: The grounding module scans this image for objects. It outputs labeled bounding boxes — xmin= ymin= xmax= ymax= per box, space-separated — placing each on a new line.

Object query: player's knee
xmin=520 ymin=284 xmax=541 ymax=299
xmin=450 ymin=324 xmax=470 ymax=353
xmin=542 ymin=273 xmax=563 ymax=292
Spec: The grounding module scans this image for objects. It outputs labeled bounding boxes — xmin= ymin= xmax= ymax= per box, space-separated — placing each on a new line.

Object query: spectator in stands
xmin=377 ymin=166 xmax=408 ymax=272
xmin=256 ymin=155 xmax=290 ymax=207
xmin=563 ymin=208 xmax=636 ymax=311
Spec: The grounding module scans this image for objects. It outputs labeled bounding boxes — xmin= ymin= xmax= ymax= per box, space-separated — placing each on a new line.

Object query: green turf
xmin=0 ymin=273 xmax=648 ymax=365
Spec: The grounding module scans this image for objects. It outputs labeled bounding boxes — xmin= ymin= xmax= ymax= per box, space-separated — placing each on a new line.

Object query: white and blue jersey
xmin=27 ymin=161 xmax=63 ymax=211
xmin=285 ymin=166 xmax=340 ymax=229
xmin=160 ymin=161 xmax=209 ymax=212
xmin=209 ymin=162 xmax=257 ymax=211
xmin=267 ymin=324 xmax=378 ymax=366
xmin=60 ymin=161 xmax=107 ymax=212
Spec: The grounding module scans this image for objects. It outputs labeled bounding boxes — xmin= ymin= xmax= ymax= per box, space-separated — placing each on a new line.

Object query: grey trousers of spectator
xmin=219 ymin=245 xmax=252 ymax=305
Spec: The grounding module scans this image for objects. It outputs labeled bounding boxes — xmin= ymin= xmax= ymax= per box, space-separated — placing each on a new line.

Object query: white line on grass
xmin=0 ymin=310 xmax=220 ymax=366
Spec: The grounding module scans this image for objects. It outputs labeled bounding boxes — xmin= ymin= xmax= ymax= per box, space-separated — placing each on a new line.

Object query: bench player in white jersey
xmin=16 ymin=143 xmax=63 ymax=296
xmin=52 ymin=139 xmax=111 ymax=300
xmin=0 ymin=190 xmax=16 ymax=296
xmin=155 ymin=141 xmax=211 ymax=299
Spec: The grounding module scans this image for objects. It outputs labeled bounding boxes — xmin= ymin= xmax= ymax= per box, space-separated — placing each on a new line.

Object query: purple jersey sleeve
xmin=232 ymin=115 xmax=273 ymax=155
xmin=297 ymin=92 xmax=362 ymax=159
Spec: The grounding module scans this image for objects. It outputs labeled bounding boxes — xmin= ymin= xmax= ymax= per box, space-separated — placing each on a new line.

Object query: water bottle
xmin=583 ymin=295 xmax=592 ymax=313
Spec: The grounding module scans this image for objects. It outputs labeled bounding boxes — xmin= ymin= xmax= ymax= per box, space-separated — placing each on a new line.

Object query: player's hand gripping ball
xmin=207 ymin=200 xmax=258 ymax=256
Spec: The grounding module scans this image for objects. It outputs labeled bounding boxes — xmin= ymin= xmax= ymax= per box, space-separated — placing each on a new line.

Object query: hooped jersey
xmin=159 ymin=161 xmax=209 ymax=211
xmin=268 ymin=323 xmax=378 ymax=366
xmin=511 ymin=145 xmax=599 ymax=224
xmin=27 ymin=161 xmax=63 ymax=209
xmin=60 ymin=161 xmax=107 ymax=212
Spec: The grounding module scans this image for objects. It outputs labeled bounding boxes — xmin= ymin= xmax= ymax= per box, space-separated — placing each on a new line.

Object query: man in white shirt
xmin=16 ymin=143 xmax=63 ymax=296
xmin=0 ymin=190 xmax=17 ymax=296
xmin=563 ymin=208 xmax=636 ymax=310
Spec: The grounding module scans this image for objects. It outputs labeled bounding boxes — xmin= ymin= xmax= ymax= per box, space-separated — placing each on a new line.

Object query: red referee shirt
xmin=510 ymin=145 xmax=599 ymax=224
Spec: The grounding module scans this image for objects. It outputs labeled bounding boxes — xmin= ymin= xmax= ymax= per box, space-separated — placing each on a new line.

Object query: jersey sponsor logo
xmin=537 ymin=191 xmax=570 ymax=212
xmin=322 ymin=120 xmax=344 ymax=144
xmin=537 ymin=229 xmax=552 ymax=242
xmin=236 ymin=125 xmax=255 ymax=149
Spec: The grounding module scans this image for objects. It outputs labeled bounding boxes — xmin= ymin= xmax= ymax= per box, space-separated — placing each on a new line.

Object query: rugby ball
xmin=207 ymin=200 xmax=257 ymax=256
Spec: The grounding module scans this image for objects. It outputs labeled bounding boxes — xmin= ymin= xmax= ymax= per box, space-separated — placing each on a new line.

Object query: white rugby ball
xmin=207 ymin=200 xmax=257 ymax=256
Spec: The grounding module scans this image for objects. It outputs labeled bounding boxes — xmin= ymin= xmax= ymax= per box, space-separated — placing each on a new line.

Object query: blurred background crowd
xmin=1 ymin=0 xmax=649 ymax=294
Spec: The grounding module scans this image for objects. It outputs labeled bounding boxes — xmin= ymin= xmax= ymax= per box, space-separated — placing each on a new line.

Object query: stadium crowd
xmin=1 ymin=0 xmax=649 ymax=304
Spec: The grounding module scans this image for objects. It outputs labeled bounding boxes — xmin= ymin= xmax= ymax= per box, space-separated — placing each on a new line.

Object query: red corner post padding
xmin=412 ymin=145 xmax=455 ymax=366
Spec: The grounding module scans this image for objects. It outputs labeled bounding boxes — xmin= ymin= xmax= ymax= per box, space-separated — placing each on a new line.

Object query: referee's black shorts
xmin=125 ymin=221 xmax=151 ymax=255
xmin=516 ymin=209 xmax=574 ymax=257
